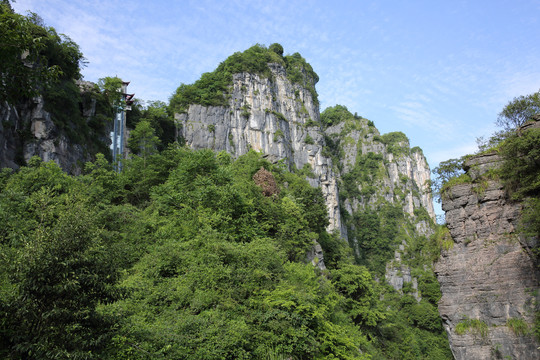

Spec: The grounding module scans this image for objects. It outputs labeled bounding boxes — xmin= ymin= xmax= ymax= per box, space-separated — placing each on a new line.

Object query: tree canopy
xmin=497 ymin=90 xmax=540 ymax=131
xmin=0 ymin=6 xmax=84 ymax=104
xmin=0 ymin=146 xmax=452 ymax=359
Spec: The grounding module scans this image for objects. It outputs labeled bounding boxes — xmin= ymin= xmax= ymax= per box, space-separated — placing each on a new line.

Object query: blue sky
xmin=12 ymin=0 xmax=540 ymax=210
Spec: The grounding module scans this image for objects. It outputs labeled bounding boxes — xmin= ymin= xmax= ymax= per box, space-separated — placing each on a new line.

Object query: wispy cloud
xmin=10 ymin=0 xmax=540 ymax=171
xmin=430 ymin=142 xmax=479 ymax=167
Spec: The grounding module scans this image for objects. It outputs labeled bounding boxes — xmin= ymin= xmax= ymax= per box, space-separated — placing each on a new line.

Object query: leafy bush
xmin=320 ymin=104 xmax=353 ymax=128
xmin=272 ymin=110 xmax=288 ymax=122
xmin=506 ymin=318 xmax=530 ymax=336
xmin=381 ymin=132 xmax=410 ymax=156
xmin=273 ymin=129 xmax=284 ymax=142
xmin=414 ymin=207 xmax=432 ymax=222
xmin=497 ymin=90 xmax=540 ymax=131
xmin=432 ymin=156 xmax=467 ymax=202
xmin=500 ymin=128 xmax=540 ymax=200
xmin=455 ymin=317 xmax=488 ymax=338
xmin=0 ymin=8 xmax=84 ymax=104
xmin=269 ymin=42 xmax=284 ymax=56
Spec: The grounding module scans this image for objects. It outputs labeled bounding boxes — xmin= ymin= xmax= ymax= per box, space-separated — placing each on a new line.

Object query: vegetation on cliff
xmin=433 ymin=90 xmax=540 ymax=238
xmin=169 ymin=43 xmax=319 ymax=113
xmin=0 ymin=7 xmax=453 ymax=357
xmin=0 ymin=2 xmax=85 ymax=104
xmin=0 ymin=149 xmax=369 ymax=359
xmin=0 ymin=5 xmax=115 ymax=165
xmin=320 ymin=105 xmax=451 ymax=358
xmin=0 ymin=145 xmax=455 ymax=359
xmin=433 ymin=89 xmax=540 ymax=342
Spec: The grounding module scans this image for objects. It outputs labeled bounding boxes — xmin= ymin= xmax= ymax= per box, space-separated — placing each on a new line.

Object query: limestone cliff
xmin=320 ymin=107 xmax=436 ymax=288
xmin=0 ymin=81 xmax=110 ymax=174
xmin=325 ymin=121 xmax=434 ymax=221
xmin=177 ymin=63 xmax=343 ymax=234
xmin=436 ymin=153 xmax=540 ymax=359
xmin=176 ymin=53 xmax=437 ymax=289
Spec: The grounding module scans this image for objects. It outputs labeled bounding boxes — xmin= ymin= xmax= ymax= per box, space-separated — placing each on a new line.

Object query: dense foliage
xmin=380 ymin=132 xmax=409 ymax=156
xmin=318 ymin=104 xmax=453 ymax=358
xmin=0 ymin=5 xmax=112 ymax=165
xmin=127 ymin=100 xmax=177 ymax=152
xmin=499 ymin=126 xmax=540 ymax=270
xmin=169 ymin=43 xmax=319 ymax=112
xmin=0 ymin=146 xmax=454 ymax=359
xmin=1 ymin=8 xmax=453 ymax=356
xmin=0 ymin=4 xmax=85 ymax=104
xmin=320 ymin=105 xmax=364 ymax=129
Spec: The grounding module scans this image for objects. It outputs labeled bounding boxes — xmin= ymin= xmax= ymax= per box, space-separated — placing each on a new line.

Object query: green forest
xmin=0 ymin=6 xmax=452 ymax=358
xmin=2 ymin=2 xmax=539 ymax=359
xmin=0 ymin=146 xmax=452 ymax=359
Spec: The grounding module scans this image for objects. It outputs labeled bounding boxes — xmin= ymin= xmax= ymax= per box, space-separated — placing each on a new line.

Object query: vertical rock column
xmin=435 ymin=154 xmax=540 ymax=360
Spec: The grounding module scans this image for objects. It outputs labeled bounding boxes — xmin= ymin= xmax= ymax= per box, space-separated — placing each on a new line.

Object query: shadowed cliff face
xmin=436 ymin=153 xmax=540 ymax=360
xmin=0 ymin=81 xmax=110 ymax=175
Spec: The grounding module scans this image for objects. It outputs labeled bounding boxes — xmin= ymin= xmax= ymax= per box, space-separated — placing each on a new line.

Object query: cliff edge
xmin=436 ymin=153 xmax=540 ymax=359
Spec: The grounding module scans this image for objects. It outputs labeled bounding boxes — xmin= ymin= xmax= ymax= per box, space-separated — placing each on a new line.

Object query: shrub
xmin=272 ymin=111 xmax=288 ymax=122
xmin=455 ymin=317 xmax=488 ymax=338
xmin=320 ymin=105 xmax=352 ymax=128
xmin=381 ymin=132 xmax=409 ymax=156
xmin=241 ymin=104 xmax=251 ymax=119
xmin=507 ymin=318 xmax=530 ymax=336
xmin=269 ymin=43 xmax=284 ymax=57
xmin=273 ymin=129 xmax=284 ymax=142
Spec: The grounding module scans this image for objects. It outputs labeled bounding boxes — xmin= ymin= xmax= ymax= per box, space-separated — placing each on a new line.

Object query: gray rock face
xmin=177 ymin=63 xmax=437 ymax=282
xmin=436 ymin=154 xmax=540 ymax=360
xmin=324 ymin=120 xmax=436 ymax=273
xmin=178 ymin=64 xmax=343 ymax=234
xmin=0 ymin=81 xmax=106 ymax=174
xmin=385 ymin=244 xmax=421 ymax=301
xmin=325 ymin=122 xmax=434 ymax=219
xmin=306 ymin=240 xmax=326 ymax=270
xmin=0 ymin=101 xmax=20 ymax=169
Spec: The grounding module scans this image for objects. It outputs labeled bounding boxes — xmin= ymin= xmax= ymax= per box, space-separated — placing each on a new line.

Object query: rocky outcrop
xmin=0 ymin=101 xmax=21 ymax=170
xmin=322 ymin=118 xmax=436 ymax=275
xmin=325 ymin=122 xmax=434 ymax=220
xmin=177 ymin=64 xmax=343 ymax=234
xmin=385 ymin=243 xmax=421 ymax=301
xmin=436 ymin=153 xmax=540 ymax=359
xmin=0 ymin=81 xmax=109 ymax=174
xmin=306 ymin=240 xmax=326 ymax=271
xmin=177 ymin=62 xmax=438 ymax=293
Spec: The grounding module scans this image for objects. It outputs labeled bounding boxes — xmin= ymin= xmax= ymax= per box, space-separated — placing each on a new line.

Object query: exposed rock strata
xmin=436 ymin=153 xmax=540 ymax=360
xmin=177 ymin=64 xmax=435 ymax=241
xmin=325 ymin=122 xmax=434 ymax=219
xmin=177 ymin=63 xmax=438 ymax=300
xmin=177 ymin=64 xmax=343 ymax=234
xmin=385 ymin=243 xmax=421 ymax=301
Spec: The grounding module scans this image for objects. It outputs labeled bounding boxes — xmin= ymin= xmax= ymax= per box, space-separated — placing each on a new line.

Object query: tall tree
xmin=497 ymin=90 xmax=540 ymax=131
xmin=127 ymin=120 xmax=160 ymax=162
xmin=0 ymin=6 xmax=54 ymax=103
